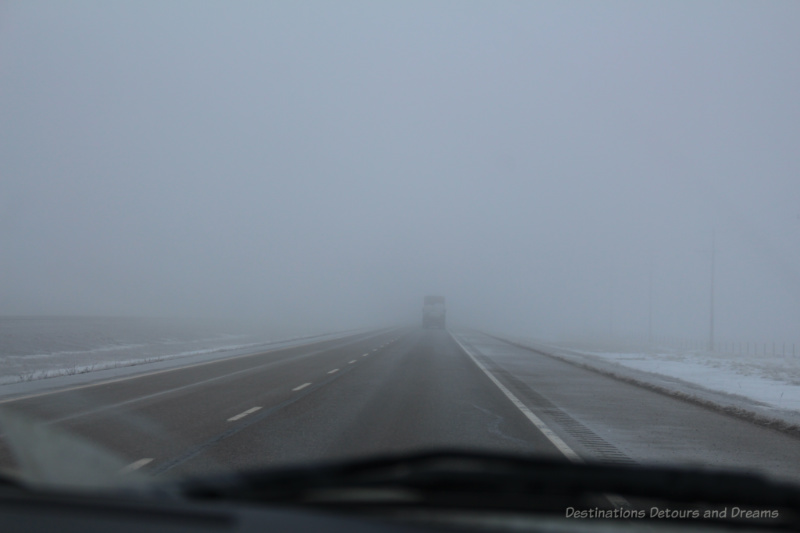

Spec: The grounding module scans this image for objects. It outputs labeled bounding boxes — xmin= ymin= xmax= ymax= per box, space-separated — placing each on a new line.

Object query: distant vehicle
xmin=422 ymin=295 xmax=446 ymax=329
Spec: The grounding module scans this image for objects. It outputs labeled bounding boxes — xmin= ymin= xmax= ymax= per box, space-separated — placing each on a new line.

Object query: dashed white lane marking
xmin=362 ymin=353 xmax=369 ymax=357
xmin=372 ymin=348 xmax=378 ymax=352
xmin=227 ymin=406 xmax=262 ymax=421
xmin=0 ymin=331 xmax=389 ymax=407
xmin=328 ymin=368 xmax=339 ymax=374
xmin=292 ymin=382 xmax=312 ymax=391
xmin=120 ymin=458 xmax=153 ymax=474
xmin=349 ymin=360 xmax=357 ymax=364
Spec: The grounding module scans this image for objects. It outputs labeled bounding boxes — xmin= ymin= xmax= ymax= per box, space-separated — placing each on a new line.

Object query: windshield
xmin=2 ymin=0 xmax=800 ymax=528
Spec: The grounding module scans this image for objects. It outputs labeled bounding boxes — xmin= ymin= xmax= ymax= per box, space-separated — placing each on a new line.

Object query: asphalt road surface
xmin=1 ymin=328 xmax=800 ymax=485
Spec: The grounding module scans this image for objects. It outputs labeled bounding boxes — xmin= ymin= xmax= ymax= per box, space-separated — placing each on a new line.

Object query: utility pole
xmin=709 ymin=229 xmax=716 ymax=352
xmin=648 ymin=258 xmax=653 ymax=344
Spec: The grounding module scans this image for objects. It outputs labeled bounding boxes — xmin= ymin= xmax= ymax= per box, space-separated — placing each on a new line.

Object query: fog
xmin=2 ymin=2 xmax=799 ymax=343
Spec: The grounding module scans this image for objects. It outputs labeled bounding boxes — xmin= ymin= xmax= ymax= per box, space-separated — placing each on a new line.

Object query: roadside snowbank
xmin=489 ymin=334 xmax=800 ymax=434
xmin=0 ymin=330 xmax=361 ymax=386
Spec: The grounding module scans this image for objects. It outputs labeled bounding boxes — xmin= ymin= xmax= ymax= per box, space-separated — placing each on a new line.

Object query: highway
xmin=1 ymin=328 xmax=800 ymax=484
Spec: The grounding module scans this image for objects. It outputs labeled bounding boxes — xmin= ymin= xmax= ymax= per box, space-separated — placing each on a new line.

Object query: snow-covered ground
xmin=492 ymin=334 xmax=800 ymax=431
xmin=0 ymin=327 xmax=375 ymax=402
xmin=0 ymin=316 xmax=367 ymax=388
xmin=0 ymin=334 xmax=339 ymax=386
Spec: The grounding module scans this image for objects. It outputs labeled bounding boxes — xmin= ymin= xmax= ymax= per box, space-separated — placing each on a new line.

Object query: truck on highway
xmin=422 ymin=295 xmax=446 ymax=329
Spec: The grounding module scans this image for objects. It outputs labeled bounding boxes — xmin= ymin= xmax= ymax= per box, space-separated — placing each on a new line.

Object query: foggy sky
xmin=2 ymin=1 xmax=800 ymax=342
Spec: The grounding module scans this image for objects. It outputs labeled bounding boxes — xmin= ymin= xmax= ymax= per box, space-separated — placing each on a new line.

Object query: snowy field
xmin=495 ymin=334 xmax=800 ymax=431
xmin=0 ymin=317 xmax=349 ymax=386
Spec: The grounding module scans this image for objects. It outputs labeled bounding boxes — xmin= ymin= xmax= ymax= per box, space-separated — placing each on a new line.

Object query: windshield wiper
xmin=0 ymin=470 xmax=27 ymax=491
xmin=176 ymin=449 xmax=800 ymax=514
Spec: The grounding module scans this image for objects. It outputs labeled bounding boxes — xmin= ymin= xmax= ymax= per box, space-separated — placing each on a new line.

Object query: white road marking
xmin=449 ymin=332 xmax=630 ymax=508
xmin=362 ymin=353 xmax=369 ymax=357
xmin=227 ymin=406 xmax=262 ymax=421
xmin=120 ymin=458 xmax=152 ymax=474
xmin=0 ymin=331 xmax=388 ymax=406
xmin=349 ymin=360 xmax=357 ymax=364
xmin=292 ymin=382 xmax=312 ymax=391
xmin=328 ymin=368 xmax=339 ymax=374
xmin=372 ymin=349 xmax=378 ymax=352
xmin=450 ymin=334 xmax=580 ymax=461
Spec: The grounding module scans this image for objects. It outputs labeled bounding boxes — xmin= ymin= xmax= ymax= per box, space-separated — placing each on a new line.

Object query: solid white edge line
xmin=120 ymin=458 xmax=153 ymax=474
xmin=449 ymin=333 xmax=581 ymax=462
xmin=450 ymin=332 xmax=630 ymax=508
xmin=328 ymin=368 xmax=339 ymax=374
xmin=227 ymin=406 xmax=263 ymax=422
xmin=292 ymin=382 xmax=312 ymax=391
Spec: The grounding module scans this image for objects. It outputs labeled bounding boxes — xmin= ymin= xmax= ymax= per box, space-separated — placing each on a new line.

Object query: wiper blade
xmin=0 ymin=469 xmax=27 ymax=491
xmin=177 ymin=449 xmax=800 ymax=511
